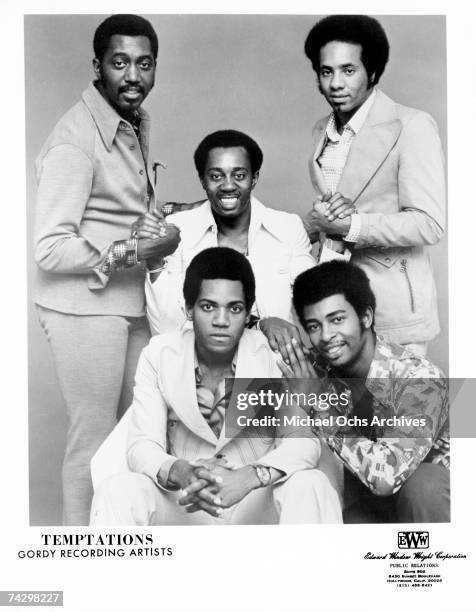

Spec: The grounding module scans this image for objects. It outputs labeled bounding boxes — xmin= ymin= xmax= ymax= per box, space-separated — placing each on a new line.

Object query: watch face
xmin=256 ymin=465 xmax=271 ymax=486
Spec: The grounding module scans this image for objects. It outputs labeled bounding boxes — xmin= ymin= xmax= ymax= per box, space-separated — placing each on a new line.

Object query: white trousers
xmin=90 ymin=469 xmax=342 ymax=525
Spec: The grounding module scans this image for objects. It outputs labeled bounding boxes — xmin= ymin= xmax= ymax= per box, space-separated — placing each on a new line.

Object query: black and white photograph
xmin=1 ymin=1 xmax=474 ymax=610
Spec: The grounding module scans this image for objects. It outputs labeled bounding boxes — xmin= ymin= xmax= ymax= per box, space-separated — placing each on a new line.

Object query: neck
xmin=195 ymin=343 xmax=234 ymax=373
xmin=214 ymin=205 xmax=251 ymax=236
xmin=340 ymin=332 xmax=376 ymax=379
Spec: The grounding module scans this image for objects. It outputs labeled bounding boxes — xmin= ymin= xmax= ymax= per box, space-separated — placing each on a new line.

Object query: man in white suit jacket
xmin=90 ymin=247 xmax=342 ymax=525
xmin=303 ymin=15 xmax=445 ymax=350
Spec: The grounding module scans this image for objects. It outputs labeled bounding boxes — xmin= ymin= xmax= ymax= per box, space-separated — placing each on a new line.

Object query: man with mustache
xmin=280 ymin=261 xmax=450 ymax=523
xmin=303 ymin=15 xmax=445 ymax=355
xmin=34 ymin=14 xmax=179 ymax=524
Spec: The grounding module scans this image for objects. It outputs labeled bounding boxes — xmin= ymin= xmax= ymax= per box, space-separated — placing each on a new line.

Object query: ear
xmin=245 ymin=312 xmax=251 ymax=326
xmin=361 ymin=306 xmax=374 ymax=330
xmin=185 ymin=305 xmax=193 ymax=321
xmin=93 ymin=58 xmax=101 ymax=78
xmin=251 ymin=171 xmax=259 ymax=190
xmin=368 ymin=72 xmax=376 ymax=87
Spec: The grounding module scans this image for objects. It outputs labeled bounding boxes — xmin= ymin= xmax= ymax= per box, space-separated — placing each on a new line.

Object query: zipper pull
xmin=400 ymin=258 xmax=407 ymax=272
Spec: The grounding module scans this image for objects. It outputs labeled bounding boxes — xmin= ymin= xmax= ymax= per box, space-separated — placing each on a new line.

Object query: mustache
xmin=119 ymin=85 xmax=145 ymax=94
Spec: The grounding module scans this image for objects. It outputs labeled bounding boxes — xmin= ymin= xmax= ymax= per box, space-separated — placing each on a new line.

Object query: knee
xmin=280 ymin=469 xmax=336 ymax=497
xmin=90 ymin=472 xmax=155 ymax=525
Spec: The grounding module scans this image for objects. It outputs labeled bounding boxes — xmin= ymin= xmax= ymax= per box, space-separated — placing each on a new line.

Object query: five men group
xmin=34 ymin=13 xmax=448 ymax=526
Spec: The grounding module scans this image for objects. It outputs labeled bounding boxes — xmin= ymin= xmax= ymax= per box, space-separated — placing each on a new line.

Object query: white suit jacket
xmin=145 ymin=197 xmax=316 ymax=334
xmin=91 ymin=329 xmax=337 ymax=491
xmin=309 ymin=90 xmax=446 ymax=344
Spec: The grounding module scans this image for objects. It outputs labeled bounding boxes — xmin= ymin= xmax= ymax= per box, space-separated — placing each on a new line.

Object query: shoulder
xmin=378 ymin=91 xmax=439 ymax=132
xmin=144 ymin=330 xmax=191 ymax=359
xmin=257 ymin=201 xmax=307 ymax=240
xmin=376 ymin=338 xmax=445 ymax=379
xmin=38 ymin=97 xmax=96 ymax=160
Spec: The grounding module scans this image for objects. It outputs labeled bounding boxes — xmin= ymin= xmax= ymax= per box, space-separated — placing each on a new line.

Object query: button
xmin=385 ymin=257 xmax=391 ymax=263
xmin=215 ymin=453 xmax=224 ymax=459
xmin=139 ymin=170 xmax=144 ymax=175
xmin=129 ymin=145 xmax=136 ymax=151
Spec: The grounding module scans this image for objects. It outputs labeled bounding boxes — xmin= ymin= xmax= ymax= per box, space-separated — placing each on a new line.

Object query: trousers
xmin=36 ymin=306 xmax=150 ymax=525
xmin=90 ymin=469 xmax=343 ymax=525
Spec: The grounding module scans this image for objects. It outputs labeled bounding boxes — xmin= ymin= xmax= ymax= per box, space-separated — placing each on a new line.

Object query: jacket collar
xmin=81 ymin=81 xmax=150 ymax=152
xmin=188 ymin=196 xmax=285 ymax=248
xmin=163 ymin=329 xmax=278 ymax=445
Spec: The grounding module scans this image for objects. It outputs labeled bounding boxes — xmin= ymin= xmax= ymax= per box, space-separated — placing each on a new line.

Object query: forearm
xmin=328 ymin=434 xmax=433 ymax=496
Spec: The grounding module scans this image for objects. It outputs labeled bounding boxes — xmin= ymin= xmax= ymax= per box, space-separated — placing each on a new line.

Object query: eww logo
xmin=398 ymin=531 xmax=429 ymax=549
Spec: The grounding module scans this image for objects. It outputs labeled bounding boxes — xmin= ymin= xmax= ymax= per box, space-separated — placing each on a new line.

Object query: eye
xmin=331 ymin=316 xmax=344 ymax=324
xmin=201 ymin=303 xmax=214 ymax=312
xmin=113 ymin=60 xmax=126 ymax=69
xmin=209 ymin=174 xmax=223 ymax=182
xmin=344 ymin=68 xmax=355 ymax=75
xmin=306 ymin=323 xmax=320 ymax=333
xmin=233 ymin=173 xmax=246 ymax=181
xmin=320 ymin=69 xmax=331 ymax=78
xmin=139 ymin=60 xmax=153 ymax=70
xmin=230 ymin=305 xmax=244 ymax=314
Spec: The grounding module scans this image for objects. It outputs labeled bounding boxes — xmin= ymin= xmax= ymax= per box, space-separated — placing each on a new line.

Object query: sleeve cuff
xmin=156 ymin=457 xmax=180 ymax=490
xmin=343 ymin=214 xmax=361 ymax=243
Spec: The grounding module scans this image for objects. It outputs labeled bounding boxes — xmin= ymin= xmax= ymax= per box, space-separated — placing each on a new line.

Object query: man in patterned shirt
xmin=280 ymin=260 xmax=449 ymax=523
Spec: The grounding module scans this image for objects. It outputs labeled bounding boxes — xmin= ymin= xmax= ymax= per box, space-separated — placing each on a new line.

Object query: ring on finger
xmin=158 ymin=222 xmax=168 ymax=238
xmin=131 ymin=230 xmax=138 ymax=238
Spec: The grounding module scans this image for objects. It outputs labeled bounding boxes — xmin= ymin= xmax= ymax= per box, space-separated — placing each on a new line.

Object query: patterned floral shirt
xmin=312 ymin=337 xmax=449 ymax=496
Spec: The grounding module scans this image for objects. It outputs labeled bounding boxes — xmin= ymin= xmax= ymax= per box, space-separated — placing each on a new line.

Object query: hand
xmin=259 ymin=317 xmax=308 ymax=364
xmin=136 ymin=224 xmax=181 ymax=262
xmin=277 ymin=338 xmax=324 ymax=406
xmin=167 ymin=459 xmax=209 ymax=492
xmin=304 ymin=196 xmax=352 ymax=238
xmin=322 ymin=192 xmax=355 ymax=222
xmin=182 ymin=465 xmax=259 ymax=511
xmin=131 ymin=210 xmax=165 ymax=239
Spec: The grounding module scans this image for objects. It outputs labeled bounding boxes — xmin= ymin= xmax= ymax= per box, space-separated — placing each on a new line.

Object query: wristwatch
xmin=253 ymin=465 xmax=271 ymax=487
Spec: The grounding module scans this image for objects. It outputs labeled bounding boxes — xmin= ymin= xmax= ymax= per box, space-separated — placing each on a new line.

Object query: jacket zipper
xmin=400 ymin=259 xmax=415 ymax=313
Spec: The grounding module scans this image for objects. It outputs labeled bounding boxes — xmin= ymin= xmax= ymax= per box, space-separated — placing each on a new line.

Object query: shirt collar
xmin=326 ymin=87 xmax=376 ymax=141
xmin=189 ymin=196 xmax=272 ymax=247
xmin=81 ymin=81 xmax=150 ymax=152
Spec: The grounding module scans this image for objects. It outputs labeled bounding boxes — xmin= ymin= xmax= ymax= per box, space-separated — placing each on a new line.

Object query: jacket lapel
xmin=337 ymin=91 xmax=402 ymax=203
xmin=309 ymin=121 xmax=329 ymax=195
xmin=163 ymin=331 xmax=217 ymax=445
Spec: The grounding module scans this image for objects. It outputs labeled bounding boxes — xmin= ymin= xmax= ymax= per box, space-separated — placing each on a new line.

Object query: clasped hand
xmin=131 ymin=210 xmax=181 ymax=263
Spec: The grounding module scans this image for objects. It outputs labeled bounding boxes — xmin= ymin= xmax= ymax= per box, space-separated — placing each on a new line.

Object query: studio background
xmin=25 ymin=14 xmax=447 ymax=525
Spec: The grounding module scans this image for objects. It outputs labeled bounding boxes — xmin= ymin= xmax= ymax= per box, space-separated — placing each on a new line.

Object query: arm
xmin=311 ymin=114 xmax=445 ymax=248
xmin=126 ymin=343 xmax=180 ymax=489
xmin=322 ymin=376 xmax=448 ymax=496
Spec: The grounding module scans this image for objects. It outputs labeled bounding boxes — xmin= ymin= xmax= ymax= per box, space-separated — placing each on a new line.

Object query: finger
xmin=196 ymin=487 xmax=222 ymax=506
xmin=274 ymin=331 xmax=292 ymax=364
xmin=277 ymin=359 xmax=294 ymax=378
xmin=291 ymin=338 xmax=318 ymax=378
xmin=331 ymin=203 xmax=354 ymax=220
xmin=181 ymin=478 xmax=209 ymax=497
xmin=285 ymin=341 xmax=303 ymax=377
xmin=152 ymin=207 xmax=165 ymax=220
xmin=185 ymin=500 xmax=223 ymax=517
xmin=193 ymin=467 xmax=223 ymax=485
xmin=320 ymin=190 xmax=332 ymax=202
xmin=134 ymin=229 xmax=160 ymax=239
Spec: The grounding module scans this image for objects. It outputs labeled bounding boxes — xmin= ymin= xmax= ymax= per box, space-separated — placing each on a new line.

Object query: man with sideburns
xmin=34 ymin=14 xmax=180 ymax=524
xmin=303 ymin=15 xmax=445 ymax=355
xmin=280 ymin=261 xmax=449 ymax=523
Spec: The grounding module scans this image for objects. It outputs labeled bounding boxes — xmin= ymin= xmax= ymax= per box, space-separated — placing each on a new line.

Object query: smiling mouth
xmin=322 ymin=343 xmax=345 ymax=359
xmin=218 ymin=196 xmax=240 ymax=207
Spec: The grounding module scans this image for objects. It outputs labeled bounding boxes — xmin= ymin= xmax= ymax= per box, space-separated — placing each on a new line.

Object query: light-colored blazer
xmin=91 ymin=329 xmax=339 ymax=491
xmin=309 ymin=90 xmax=446 ymax=344
xmin=145 ymin=197 xmax=316 ymax=334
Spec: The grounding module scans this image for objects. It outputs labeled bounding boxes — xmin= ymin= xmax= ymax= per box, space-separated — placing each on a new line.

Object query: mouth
xmin=218 ymin=195 xmax=240 ymax=208
xmin=120 ymin=88 xmax=144 ymax=100
xmin=330 ymin=95 xmax=349 ymax=103
xmin=209 ymin=334 xmax=231 ymax=342
xmin=321 ymin=343 xmax=345 ymax=360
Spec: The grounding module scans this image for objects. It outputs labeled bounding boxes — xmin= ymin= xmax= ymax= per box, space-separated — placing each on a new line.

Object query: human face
xmin=187 ymin=279 xmax=250 ymax=358
xmin=201 ymin=147 xmax=258 ymax=219
xmin=318 ymin=41 xmax=373 ymax=125
xmin=93 ymin=34 xmax=156 ymax=121
xmin=303 ymin=294 xmax=372 ymax=373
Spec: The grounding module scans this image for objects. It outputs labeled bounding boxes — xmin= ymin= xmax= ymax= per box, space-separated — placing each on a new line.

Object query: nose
xmin=320 ymin=322 xmax=335 ymax=343
xmin=330 ymin=70 xmax=344 ymax=90
xmin=125 ymin=63 xmax=140 ymax=83
xmin=221 ymin=175 xmax=236 ymax=192
xmin=213 ymin=307 xmax=230 ymax=327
